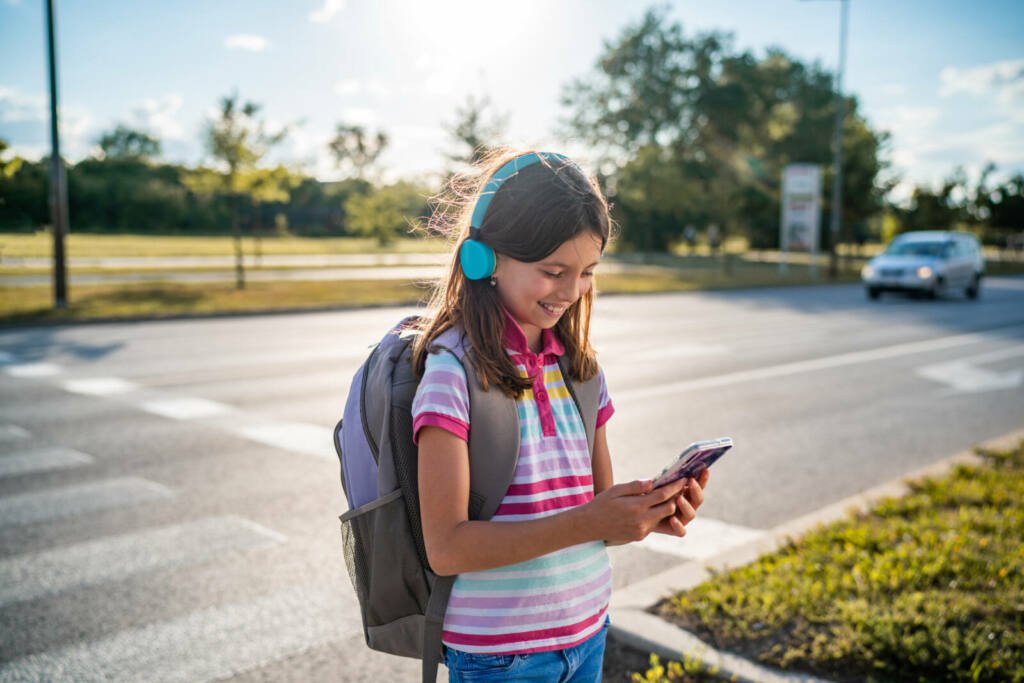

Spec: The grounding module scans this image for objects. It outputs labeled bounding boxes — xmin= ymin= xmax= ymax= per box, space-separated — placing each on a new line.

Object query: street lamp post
xmin=45 ymin=0 xmax=69 ymax=308
xmin=828 ymin=0 xmax=849 ymax=278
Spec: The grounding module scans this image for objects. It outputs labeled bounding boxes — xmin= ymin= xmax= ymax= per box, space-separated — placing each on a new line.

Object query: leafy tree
xmin=442 ymin=93 xmax=508 ymax=169
xmin=343 ymin=180 xmax=429 ymax=245
xmin=202 ymin=92 xmax=288 ymax=288
xmin=559 ymin=7 xmax=890 ymax=253
xmin=98 ymin=125 xmax=161 ymax=161
xmin=327 ymin=124 xmax=389 ymax=181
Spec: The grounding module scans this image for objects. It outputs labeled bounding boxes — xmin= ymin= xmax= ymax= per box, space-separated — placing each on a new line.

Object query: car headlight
xmin=917 ymin=266 xmax=933 ymax=279
xmin=862 ymin=265 xmax=875 ymax=279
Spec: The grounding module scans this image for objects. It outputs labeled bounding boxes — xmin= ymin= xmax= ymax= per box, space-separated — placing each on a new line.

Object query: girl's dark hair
xmin=412 ymin=146 xmax=614 ymax=398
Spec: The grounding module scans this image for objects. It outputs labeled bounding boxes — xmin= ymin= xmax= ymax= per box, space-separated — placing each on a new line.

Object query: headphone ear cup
xmin=459 ymin=239 xmax=496 ymax=280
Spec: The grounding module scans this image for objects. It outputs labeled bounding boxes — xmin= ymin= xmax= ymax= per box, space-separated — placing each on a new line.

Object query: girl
xmin=411 ymin=148 xmax=710 ymax=682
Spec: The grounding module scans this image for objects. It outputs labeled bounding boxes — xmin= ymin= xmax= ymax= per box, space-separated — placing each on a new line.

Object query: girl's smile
xmin=492 ymin=231 xmax=603 ymax=352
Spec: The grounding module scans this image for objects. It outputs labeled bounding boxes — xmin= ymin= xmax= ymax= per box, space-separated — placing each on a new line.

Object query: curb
xmin=608 ymin=426 xmax=1024 ymax=682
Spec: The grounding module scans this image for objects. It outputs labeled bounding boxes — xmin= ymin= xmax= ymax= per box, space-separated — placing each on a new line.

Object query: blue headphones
xmin=459 ymin=151 xmax=579 ymax=280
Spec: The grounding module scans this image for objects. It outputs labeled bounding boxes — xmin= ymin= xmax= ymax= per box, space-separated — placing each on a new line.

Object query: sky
xmin=1 ymin=0 xmax=1022 ymax=201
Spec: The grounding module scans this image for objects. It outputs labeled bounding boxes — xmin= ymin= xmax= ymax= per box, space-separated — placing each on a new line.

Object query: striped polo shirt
xmin=411 ymin=314 xmax=614 ymax=655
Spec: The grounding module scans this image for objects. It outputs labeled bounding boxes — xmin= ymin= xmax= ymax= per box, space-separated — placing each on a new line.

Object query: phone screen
xmin=652 ymin=437 xmax=733 ymax=488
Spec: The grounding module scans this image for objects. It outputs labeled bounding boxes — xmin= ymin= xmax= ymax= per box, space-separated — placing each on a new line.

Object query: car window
xmin=885 ymin=241 xmax=947 ymax=257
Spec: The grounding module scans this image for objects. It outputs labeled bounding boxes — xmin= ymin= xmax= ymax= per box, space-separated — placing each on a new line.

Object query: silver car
xmin=861 ymin=230 xmax=984 ymax=300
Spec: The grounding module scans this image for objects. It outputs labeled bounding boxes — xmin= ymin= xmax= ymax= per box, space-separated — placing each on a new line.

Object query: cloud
xmin=334 ymin=80 xmax=360 ymax=97
xmin=0 ymin=86 xmax=48 ymax=123
xmin=939 ymin=58 xmax=1024 ymax=104
xmin=225 ymin=34 xmax=268 ymax=52
xmin=309 ymin=0 xmax=345 ymax=23
xmin=333 ymin=78 xmax=393 ymax=98
xmin=129 ymin=94 xmax=185 ymax=141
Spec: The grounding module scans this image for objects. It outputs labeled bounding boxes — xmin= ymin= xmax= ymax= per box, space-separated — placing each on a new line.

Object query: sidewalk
xmin=0 ymin=256 xmax=665 ymax=287
xmin=607 ymin=426 xmax=1024 ymax=682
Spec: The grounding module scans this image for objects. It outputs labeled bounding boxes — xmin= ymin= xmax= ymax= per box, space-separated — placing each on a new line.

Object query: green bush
xmin=661 ymin=441 xmax=1024 ymax=682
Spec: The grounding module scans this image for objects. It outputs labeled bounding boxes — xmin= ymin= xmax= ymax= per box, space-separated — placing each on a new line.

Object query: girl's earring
xmin=489 ymin=276 xmax=497 ymax=287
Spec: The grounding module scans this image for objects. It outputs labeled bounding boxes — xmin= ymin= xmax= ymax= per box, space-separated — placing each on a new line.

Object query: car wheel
xmin=966 ymin=274 xmax=980 ymax=299
xmin=928 ymin=276 xmax=944 ymax=299
xmin=866 ymin=287 xmax=880 ymax=300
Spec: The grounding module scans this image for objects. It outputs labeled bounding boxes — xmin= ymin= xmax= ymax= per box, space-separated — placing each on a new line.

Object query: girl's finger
xmin=668 ymin=515 xmax=687 ymax=536
xmin=697 ymin=468 xmax=711 ymax=489
xmin=676 ymin=498 xmax=697 ymax=525
xmin=685 ymin=481 xmax=705 ymax=509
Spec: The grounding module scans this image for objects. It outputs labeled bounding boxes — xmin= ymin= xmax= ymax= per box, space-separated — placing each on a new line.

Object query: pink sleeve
xmin=596 ymin=366 xmax=614 ymax=429
xmin=411 ymin=351 xmax=471 ymax=444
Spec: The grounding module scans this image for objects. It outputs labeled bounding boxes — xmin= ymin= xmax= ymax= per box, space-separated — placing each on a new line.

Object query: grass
xmin=0 ymin=280 xmax=434 ymax=323
xmin=0 ymin=232 xmax=450 ymax=258
xmin=654 ymin=440 xmax=1024 ymax=683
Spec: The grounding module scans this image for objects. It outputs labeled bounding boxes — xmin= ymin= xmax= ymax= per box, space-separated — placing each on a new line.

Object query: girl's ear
xmin=491 ymin=252 xmax=505 ymax=279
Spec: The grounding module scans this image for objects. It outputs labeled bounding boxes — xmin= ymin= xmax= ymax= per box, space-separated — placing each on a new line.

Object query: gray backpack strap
xmin=557 ymin=356 xmax=601 ymax=456
xmin=422 ymin=575 xmax=455 ymax=683
xmin=430 ymin=327 xmax=521 ymax=522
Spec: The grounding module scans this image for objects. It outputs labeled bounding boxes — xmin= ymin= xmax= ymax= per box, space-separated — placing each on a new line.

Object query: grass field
xmin=0 ymin=232 xmax=450 ymax=258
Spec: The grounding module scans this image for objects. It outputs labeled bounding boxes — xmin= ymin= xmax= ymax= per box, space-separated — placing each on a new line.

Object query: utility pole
xmin=45 ymin=0 xmax=69 ymax=308
xmin=828 ymin=0 xmax=849 ymax=279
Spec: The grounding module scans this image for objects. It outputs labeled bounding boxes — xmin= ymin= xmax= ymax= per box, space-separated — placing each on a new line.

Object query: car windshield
xmin=885 ymin=241 xmax=950 ymax=257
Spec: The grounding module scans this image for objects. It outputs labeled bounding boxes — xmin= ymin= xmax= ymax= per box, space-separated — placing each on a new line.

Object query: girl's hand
xmin=582 ymin=477 xmax=688 ymax=545
xmin=653 ymin=468 xmax=710 ymax=537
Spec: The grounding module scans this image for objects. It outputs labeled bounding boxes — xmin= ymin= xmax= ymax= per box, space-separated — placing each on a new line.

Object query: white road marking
xmin=617 ymin=325 xmax=1024 ymax=402
xmin=630 ymin=344 xmax=729 ymax=361
xmin=638 ymin=517 xmax=764 ymax=560
xmin=63 ymin=377 xmax=140 ymax=396
xmin=0 ymin=424 xmax=31 ymax=442
xmin=0 ymin=478 xmax=173 ymax=529
xmin=0 ymin=516 xmax=285 ymax=607
xmin=141 ymin=397 xmax=232 ymax=420
xmin=0 ymin=447 xmax=93 ymax=479
xmin=0 ymin=585 xmax=360 ymax=682
xmin=234 ymin=421 xmax=333 ymax=460
xmin=3 ymin=363 xmax=62 ymax=378
xmin=916 ymin=344 xmax=1024 ymax=393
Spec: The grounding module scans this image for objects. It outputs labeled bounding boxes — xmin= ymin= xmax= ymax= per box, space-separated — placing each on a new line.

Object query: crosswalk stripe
xmin=62 ymin=377 xmax=140 ymax=396
xmin=3 ymin=363 xmax=62 ymax=378
xmin=0 ymin=447 xmax=93 ymax=479
xmin=140 ymin=397 xmax=232 ymax=420
xmin=0 ymin=585 xmax=360 ymax=682
xmin=234 ymin=421 xmax=333 ymax=460
xmin=0 ymin=424 xmax=31 ymax=442
xmin=0 ymin=516 xmax=285 ymax=607
xmin=0 ymin=477 xmax=173 ymax=529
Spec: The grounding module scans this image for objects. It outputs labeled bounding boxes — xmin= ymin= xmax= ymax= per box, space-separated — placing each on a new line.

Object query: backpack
xmin=334 ymin=315 xmax=602 ymax=682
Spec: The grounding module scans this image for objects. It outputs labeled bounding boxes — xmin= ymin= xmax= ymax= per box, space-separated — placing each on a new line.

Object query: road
xmin=1 ymin=278 xmax=1022 ymax=681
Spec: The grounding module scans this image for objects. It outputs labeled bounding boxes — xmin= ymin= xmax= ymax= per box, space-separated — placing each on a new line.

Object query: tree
xmin=344 ymin=180 xmax=430 ymax=246
xmin=442 ymin=93 xmax=508 ymax=169
xmin=98 ymin=125 xmax=161 ymax=161
xmin=559 ymin=7 xmax=890 ymax=253
xmin=237 ymin=164 xmax=303 ymax=261
xmin=327 ymin=124 xmax=389 ymax=181
xmin=203 ymin=92 xmax=288 ymax=288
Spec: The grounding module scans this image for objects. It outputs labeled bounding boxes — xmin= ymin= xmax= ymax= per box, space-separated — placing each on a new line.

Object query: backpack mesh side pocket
xmin=339 ymin=488 xmax=432 ymax=658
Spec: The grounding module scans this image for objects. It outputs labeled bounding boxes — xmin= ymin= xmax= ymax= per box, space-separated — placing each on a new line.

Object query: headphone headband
xmin=460 ymin=151 xmax=581 ymax=280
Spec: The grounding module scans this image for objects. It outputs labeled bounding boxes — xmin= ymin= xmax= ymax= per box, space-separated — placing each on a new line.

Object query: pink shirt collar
xmin=502 ymin=309 xmax=566 ymax=358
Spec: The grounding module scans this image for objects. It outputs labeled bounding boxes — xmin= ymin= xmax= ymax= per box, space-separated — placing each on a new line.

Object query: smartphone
xmin=652 ymin=437 xmax=733 ymax=489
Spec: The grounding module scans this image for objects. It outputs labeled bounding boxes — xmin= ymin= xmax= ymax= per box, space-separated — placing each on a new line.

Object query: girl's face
xmin=493 ymin=230 xmax=603 ymax=352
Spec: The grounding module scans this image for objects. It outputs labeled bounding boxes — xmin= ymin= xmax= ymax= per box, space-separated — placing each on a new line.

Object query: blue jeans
xmin=444 ymin=615 xmax=610 ymax=682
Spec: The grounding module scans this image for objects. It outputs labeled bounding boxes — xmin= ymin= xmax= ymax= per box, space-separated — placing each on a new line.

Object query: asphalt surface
xmin=0 ymin=278 xmax=1022 ymax=681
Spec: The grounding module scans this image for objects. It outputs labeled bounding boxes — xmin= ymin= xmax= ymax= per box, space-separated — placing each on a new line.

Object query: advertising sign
xmin=780 ymin=164 xmax=822 ymax=258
